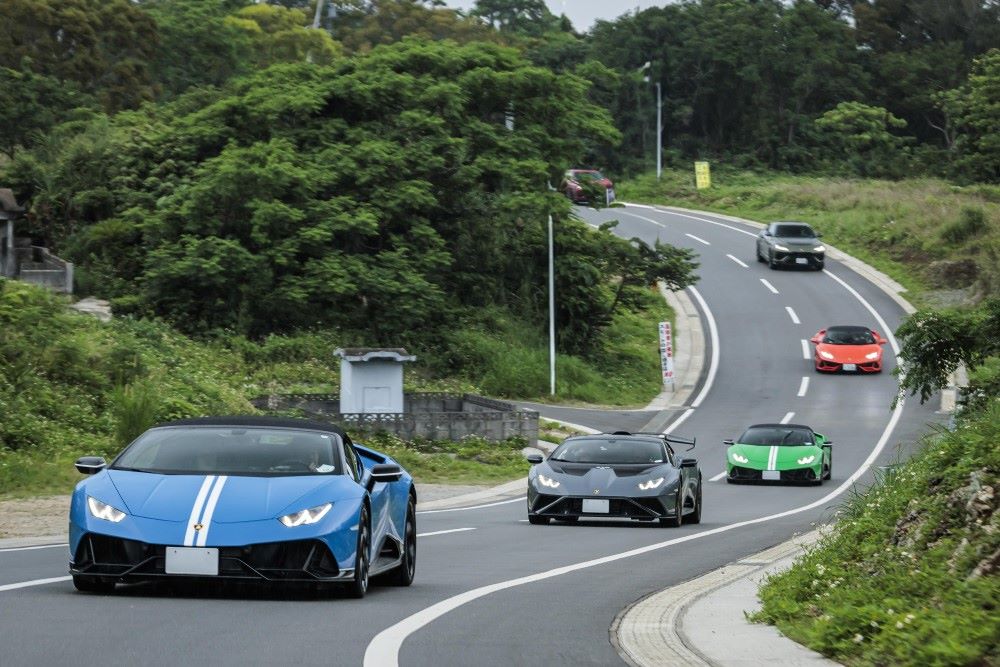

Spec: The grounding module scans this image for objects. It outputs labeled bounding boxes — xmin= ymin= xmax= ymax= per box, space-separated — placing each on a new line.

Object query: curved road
xmin=0 ymin=205 xmax=940 ymax=666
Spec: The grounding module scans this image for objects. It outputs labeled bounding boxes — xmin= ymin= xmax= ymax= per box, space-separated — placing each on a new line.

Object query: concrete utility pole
xmin=638 ymin=61 xmax=662 ymax=179
xmin=312 ymin=0 xmax=325 ymax=29
xmin=548 ymin=213 xmax=556 ymax=396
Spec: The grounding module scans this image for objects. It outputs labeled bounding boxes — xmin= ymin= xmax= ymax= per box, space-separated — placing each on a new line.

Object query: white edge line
xmin=417 ymin=497 xmax=523 ymax=515
xmin=617 ymin=209 xmax=666 ymax=228
xmin=785 ymin=306 xmax=800 ymax=324
xmin=685 ymin=233 xmax=710 ymax=246
xmin=0 ymin=576 xmax=72 ymax=592
xmin=709 ymin=471 xmax=727 ymax=482
xmin=685 ymin=286 xmax=719 ymax=409
xmin=364 ymin=396 xmax=905 ymax=667
xmin=797 ymin=377 xmax=809 ymax=397
xmin=0 ymin=543 xmax=68 ymax=553
xmin=726 ymin=254 xmax=748 ymax=268
xmin=417 ymin=528 xmax=476 ymax=538
xmin=760 ymin=278 xmax=779 ymax=294
xmin=780 ymin=411 xmax=795 ymax=424
xmin=662 ymin=408 xmax=694 ymax=435
xmin=801 ymin=339 xmax=810 ymax=360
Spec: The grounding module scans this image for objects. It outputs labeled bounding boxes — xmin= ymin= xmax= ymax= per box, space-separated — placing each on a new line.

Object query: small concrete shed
xmin=335 ymin=348 xmax=416 ymax=414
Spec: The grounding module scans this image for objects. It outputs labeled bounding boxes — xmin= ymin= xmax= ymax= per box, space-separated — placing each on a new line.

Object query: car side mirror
xmin=679 ymin=458 xmax=698 ymax=468
xmin=722 ymin=439 xmax=734 ymax=446
xmin=75 ymin=456 xmax=107 ymax=475
xmin=525 ymin=453 xmax=544 ymax=464
xmin=367 ymin=463 xmax=402 ymax=489
xmin=824 ymin=441 xmax=833 ymax=446
xmin=809 ymin=336 xmax=820 ymax=344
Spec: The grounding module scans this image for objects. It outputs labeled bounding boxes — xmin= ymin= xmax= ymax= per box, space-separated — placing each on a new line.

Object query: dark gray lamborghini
xmin=525 ymin=432 xmax=702 ymax=526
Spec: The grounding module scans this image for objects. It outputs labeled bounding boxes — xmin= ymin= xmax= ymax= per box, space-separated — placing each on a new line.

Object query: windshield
xmin=738 ymin=427 xmax=814 ymax=446
xmin=773 ymin=224 xmax=816 ymax=238
xmin=575 ymin=171 xmax=605 ymax=181
xmin=113 ymin=426 xmax=342 ymax=475
xmin=823 ymin=328 xmax=875 ymax=345
xmin=550 ymin=438 xmax=665 ymax=464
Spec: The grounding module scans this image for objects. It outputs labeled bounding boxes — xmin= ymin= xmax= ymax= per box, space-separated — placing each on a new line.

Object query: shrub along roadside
xmin=752 ymin=403 xmax=1000 ymax=666
xmin=619 ymin=170 xmax=1000 ymax=305
xmin=359 ymin=433 xmax=530 ymax=486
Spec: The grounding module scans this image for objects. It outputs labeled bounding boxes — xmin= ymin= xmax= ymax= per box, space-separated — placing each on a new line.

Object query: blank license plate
xmin=843 ymin=363 xmax=857 ymax=371
xmin=166 ymin=547 xmax=219 ymax=575
xmin=795 ymin=257 xmax=808 ymax=265
xmin=582 ymin=499 xmax=609 ymax=513
xmin=762 ymin=470 xmax=781 ymax=481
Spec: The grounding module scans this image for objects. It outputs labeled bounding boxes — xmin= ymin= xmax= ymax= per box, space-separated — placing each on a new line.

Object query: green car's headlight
xmin=797 ymin=455 xmax=816 ymax=465
xmin=732 ymin=453 xmax=749 ymax=464
xmin=87 ymin=496 xmax=126 ymax=523
xmin=538 ymin=474 xmax=560 ymax=489
xmin=279 ymin=503 xmax=332 ymax=527
xmin=638 ymin=477 xmax=664 ymax=490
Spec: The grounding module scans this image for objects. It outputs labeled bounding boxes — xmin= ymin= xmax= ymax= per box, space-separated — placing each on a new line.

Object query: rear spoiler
xmin=610 ymin=430 xmax=696 ymax=451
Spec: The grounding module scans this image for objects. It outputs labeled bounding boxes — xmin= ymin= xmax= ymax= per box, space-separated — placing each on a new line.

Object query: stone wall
xmin=252 ymin=392 xmax=538 ymax=445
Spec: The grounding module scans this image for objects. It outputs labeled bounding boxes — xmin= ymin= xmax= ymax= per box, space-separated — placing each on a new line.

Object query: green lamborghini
xmin=724 ymin=423 xmax=832 ymax=485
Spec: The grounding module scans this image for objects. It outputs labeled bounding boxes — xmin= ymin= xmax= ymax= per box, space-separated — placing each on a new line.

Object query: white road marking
xmin=644 ymin=208 xmax=758 ymax=238
xmin=801 ymin=339 xmax=811 ymax=359
xmin=797 ymin=377 xmax=809 ymax=397
xmin=760 ymin=279 xmax=779 ymax=294
xmin=822 ymin=270 xmax=902 ymax=355
xmin=663 ymin=408 xmax=694 ymax=435
xmin=0 ymin=576 xmax=71 ymax=592
xmin=785 ymin=306 xmax=800 ymax=324
xmin=0 ymin=543 xmax=67 ymax=553
xmin=780 ymin=412 xmax=795 ymax=424
xmin=618 ymin=210 xmax=666 ymax=228
xmin=709 ymin=471 xmax=727 ymax=482
xmin=726 ymin=254 xmax=748 ymax=268
xmin=364 ymin=393 xmax=906 ymax=667
xmin=416 ymin=497 xmax=523 ymax=515
xmin=685 ymin=287 xmax=718 ymax=409
xmin=620 ymin=202 xmax=659 ymax=210
xmin=685 ymin=233 xmax=710 ymax=245
xmin=417 ymin=528 xmax=476 ymax=538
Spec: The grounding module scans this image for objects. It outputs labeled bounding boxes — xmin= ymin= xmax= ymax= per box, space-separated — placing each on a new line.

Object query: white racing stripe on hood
xmin=767 ymin=446 xmax=778 ymax=471
xmin=183 ymin=476 xmax=216 ymax=547
xmin=195 ymin=476 xmax=228 ymax=547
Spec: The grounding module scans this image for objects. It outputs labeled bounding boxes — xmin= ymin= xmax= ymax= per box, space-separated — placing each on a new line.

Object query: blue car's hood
xmin=107 ymin=469 xmax=359 ymax=522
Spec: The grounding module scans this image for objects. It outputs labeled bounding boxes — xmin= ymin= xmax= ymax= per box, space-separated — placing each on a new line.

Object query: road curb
xmin=644 ymin=284 xmax=705 ymax=411
xmin=613 ymin=530 xmax=834 ymax=667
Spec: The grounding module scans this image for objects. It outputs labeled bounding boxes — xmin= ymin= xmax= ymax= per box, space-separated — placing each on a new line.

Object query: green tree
xmin=815 ymin=101 xmax=909 ymax=176
xmin=0 ymin=67 xmax=94 ymax=157
xmin=225 ymin=4 xmax=342 ymax=68
xmin=937 ymin=49 xmax=1000 ymax=182
xmin=471 ymin=0 xmax=560 ymax=37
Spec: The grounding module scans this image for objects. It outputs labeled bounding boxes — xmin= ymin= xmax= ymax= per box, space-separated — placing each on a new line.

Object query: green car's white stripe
xmin=767 ymin=446 xmax=778 ymax=470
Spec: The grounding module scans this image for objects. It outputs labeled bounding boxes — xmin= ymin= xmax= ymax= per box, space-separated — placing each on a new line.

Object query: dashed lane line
xmin=726 ymin=254 xmax=748 ymax=268
xmin=760 ymin=278 xmax=779 ymax=294
xmin=0 ymin=543 xmax=67 ymax=553
xmin=801 ymin=339 xmax=810 ymax=360
xmin=417 ymin=497 xmax=523 ymax=515
xmin=417 ymin=528 xmax=476 ymax=538
xmin=785 ymin=306 xmax=800 ymax=324
xmin=685 ymin=233 xmax=710 ymax=246
xmin=797 ymin=377 xmax=809 ymax=397
xmin=709 ymin=471 xmax=727 ymax=482
xmin=0 ymin=576 xmax=71 ymax=593
xmin=780 ymin=412 xmax=795 ymax=424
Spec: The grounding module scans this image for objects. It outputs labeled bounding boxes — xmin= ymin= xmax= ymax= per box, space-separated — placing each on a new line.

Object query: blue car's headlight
xmin=88 ymin=496 xmax=126 ymax=523
xmin=538 ymin=474 xmax=560 ymax=489
xmin=638 ymin=477 xmax=664 ymax=490
xmin=279 ymin=503 xmax=332 ymax=527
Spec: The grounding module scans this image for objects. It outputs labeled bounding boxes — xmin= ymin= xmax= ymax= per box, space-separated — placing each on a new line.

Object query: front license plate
xmin=843 ymin=363 xmax=857 ymax=371
xmin=166 ymin=547 xmax=219 ymax=575
xmin=762 ymin=470 xmax=781 ymax=481
xmin=795 ymin=257 xmax=808 ymax=265
xmin=582 ymin=498 xmax=610 ymax=513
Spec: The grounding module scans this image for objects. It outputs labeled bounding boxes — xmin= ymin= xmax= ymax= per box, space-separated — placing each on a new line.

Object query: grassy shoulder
xmin=361 ymin=433 xmax=530 ymax=486
xmin=752 ymin=402 xmax=1000 ymax=666
xmin=618 ymin=170 xmax=1000 ymax=306
xmin=0 ymin=279 xmax=672 ymax=499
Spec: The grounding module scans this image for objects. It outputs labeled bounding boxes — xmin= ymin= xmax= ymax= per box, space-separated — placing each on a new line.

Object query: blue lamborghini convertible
xmin=69 ymin=416 xmax=416 ymax=597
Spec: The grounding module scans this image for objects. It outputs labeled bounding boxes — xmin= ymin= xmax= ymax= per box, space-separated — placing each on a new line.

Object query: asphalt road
xmin=0 ymin=204 xmax=942 ymax=667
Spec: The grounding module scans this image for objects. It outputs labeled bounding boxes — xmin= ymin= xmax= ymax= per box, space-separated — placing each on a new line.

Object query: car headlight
xmin=813 ymin=245 xmax=825 ymax=253
xmin=797 ymin=455 xmax=816 ymax=465
xmin=638 ymin=477 xmax=664 ymax=490
xmin=538 ymin=474 xmax=561 ymax=489
xmin=279 ymin=503 xmax=332 ymax=527
xmin=773 ymin=244 xmax=790 ymax=252
xmin=820 ymin=350 xmax=834 ymax=360
xmin=865 ymin=351 xmax=879 ymax=360
xmin=731 ymin=453 xmax=749 ymax=464
xmin=87 ymin=496 xmax=126 ymax=523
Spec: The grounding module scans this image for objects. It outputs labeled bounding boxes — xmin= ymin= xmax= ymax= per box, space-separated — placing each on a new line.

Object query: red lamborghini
xmin=810 ymin=325 xmax=886 ymax=373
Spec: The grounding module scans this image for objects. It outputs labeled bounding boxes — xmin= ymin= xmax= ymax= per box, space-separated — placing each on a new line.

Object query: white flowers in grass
xmin=815 ymin=563 xmax=826 ymax=575
xmin=853 ymin=634 xmax=865 ymax=643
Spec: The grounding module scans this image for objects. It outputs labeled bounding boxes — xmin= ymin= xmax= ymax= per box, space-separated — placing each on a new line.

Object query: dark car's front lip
xmin=529 ymin=493 xmax=677 ymax=520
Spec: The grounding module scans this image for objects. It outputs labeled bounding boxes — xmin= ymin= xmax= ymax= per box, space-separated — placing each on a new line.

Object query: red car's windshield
xmin=822 ymin=329 xmax=875 ymax=345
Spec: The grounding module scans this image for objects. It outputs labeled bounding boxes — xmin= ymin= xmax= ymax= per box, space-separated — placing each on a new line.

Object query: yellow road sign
xmin=694 ymin=161 xmax=711 ymax=189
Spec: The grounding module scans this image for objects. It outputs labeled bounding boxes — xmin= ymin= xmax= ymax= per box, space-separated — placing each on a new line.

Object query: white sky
xmin=444 ymin=1 xmax=665 ymax=33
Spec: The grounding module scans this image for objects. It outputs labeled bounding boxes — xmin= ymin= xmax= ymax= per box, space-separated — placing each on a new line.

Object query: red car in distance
xmin=561 ymin=169 xmax=615 ymax=205
xmin=810 ymin=325 xmax=886 ymax=373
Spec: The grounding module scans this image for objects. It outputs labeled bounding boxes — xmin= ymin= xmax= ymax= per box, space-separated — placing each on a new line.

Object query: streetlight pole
xmin=548 ymin=213 xmax=556 ymax=396
xmin=656 ymin=81 xmax=662 ymax=180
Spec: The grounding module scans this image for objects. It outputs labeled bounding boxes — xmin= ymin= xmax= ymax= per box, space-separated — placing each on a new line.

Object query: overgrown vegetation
xmin=361 ymin=432 xmax=530 ymax=486
xmin=619 ymin=171 xmax=1000 ymax=303
xmin=753 ymin=403 xmax=1000 ymax=666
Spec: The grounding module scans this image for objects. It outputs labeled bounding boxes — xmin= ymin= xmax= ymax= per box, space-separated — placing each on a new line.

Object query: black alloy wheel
xmin=824 ymin=452 xmax=833 ymax=480
xmin=815 ymin=261 xmax=825 ymax=271
xmin=660 ymin=492 xmax=684 ymax=527
xmin=72 ymin=575 xmax=115 ymax=594
xmin=347 ymin=506 xmax=370 ymax=598
xmin=685 ymin=481 xmax=703 ymax=525
xmin=389 ymin=497 xmax=416 ymax=586
xmin=756 ymin=244 xmax=766 ymax=263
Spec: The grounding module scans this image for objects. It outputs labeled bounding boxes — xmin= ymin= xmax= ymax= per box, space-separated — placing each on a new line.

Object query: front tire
xmin=660 ymin=492 xmax=684 ymax=527
xmin=346 ymin=506 xmax=370 ymax=598
xmin=684 ymin=481 xmax=702 ymax=525
xmin=388 ymin=497 xmax=416 ymax=586
xmin=768 ymin=251 xmax=778 ymax=270
xmin=72 ymin=575 xmax=115 ymax=594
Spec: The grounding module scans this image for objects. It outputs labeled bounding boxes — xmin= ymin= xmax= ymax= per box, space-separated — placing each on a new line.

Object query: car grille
xmin=72 ymin=534 xmax=340 ymax=581
xmin=531 ymin=495 xmax=669 ymax=519
xmin=729 ymin=467 xmax=817 ymax=483
xmin=729 ymin=466 xmax=762 ymax=481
